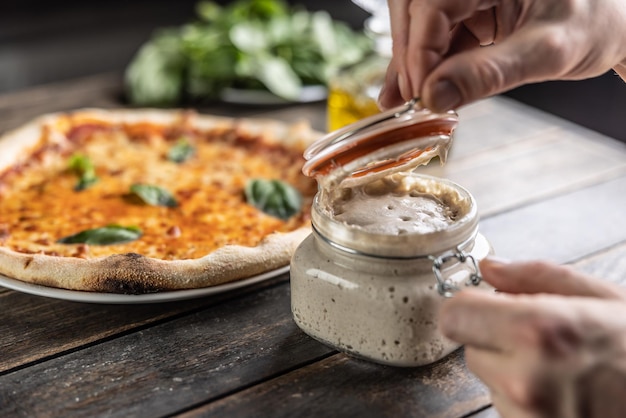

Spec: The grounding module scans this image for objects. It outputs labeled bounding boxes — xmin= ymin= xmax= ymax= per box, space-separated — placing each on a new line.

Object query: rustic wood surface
xmin=1 ymin=74 xmax=625 ymax=417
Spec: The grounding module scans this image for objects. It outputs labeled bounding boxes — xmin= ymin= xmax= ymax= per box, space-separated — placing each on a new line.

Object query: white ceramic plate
xmin=220 ymin=85 xmax=327 ymax=105
xmin=0 ymin=265 xmax=289 ymax=304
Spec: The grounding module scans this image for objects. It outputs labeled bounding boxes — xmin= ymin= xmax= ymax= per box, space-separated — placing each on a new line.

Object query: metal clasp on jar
xmin=429 ymin=249 xmax=482 ymax=298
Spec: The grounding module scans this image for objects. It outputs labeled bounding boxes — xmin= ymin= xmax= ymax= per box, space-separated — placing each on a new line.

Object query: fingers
xmin=377 ymin=62 xmax=405 ymax=109
xmin=490 ymin=391 xmax=540 ymax=418
xmin=461 ymin=8 xmax=497 ymax=46
xmin=442 ymin=257 xmax=626 ymax=417
xmin=440 ymin=288 xmax=591 ymax=353
xmin=439 ymin=289 xmax=527 ymax=352
xmin=421 ymin=23 xmax=577 ymax=111
xmin=395 ymin=0 xmax=499 ymax=101
xmin=461 ymin=300 xmax=626 ymax=417
xmin=380 ymin=0 xmax=497 ymax=108
xmin=386 ymin=0 xmax=626 ymax=111
xmin=615 ymin=62 xmax=626 ymax=81
xmin=386 ymin=0 xmax=411 ymax=100
xmin=479 ymin=257 xmax=626 ymax=301
xmin=441 ymin=259 xmax=626 ymax=353
xmin=447 ymin=23 xmax=481 ymax=57
xmin=464 ymin=346 xmax=513 ymax=395
xmin=465 ymin=347 xmax=544 ymax=413
xmin=400 ymin=0 xmax=453 ymax=100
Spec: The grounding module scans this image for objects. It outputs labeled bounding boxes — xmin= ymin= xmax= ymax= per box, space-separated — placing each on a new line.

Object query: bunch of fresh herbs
xmin=125 ymin=0 xmax=373 ymax=106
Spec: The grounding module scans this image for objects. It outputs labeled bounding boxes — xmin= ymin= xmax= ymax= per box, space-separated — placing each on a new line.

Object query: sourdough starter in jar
xmin=290 ymin=101 xmax=493 ymax=367
xmin=328 ymin=174 xmax=462 ymax=236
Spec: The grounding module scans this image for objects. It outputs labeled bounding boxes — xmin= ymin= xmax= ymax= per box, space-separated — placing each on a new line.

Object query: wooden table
xmin=1 ymin=74 xmax=625 ymax=417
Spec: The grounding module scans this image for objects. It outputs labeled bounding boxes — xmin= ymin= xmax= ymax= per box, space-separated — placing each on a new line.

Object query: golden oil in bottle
xmin=327 ymin=10 xmax=392 ymax=132
xmin=327 ymin=52 xmax=389 ymax=132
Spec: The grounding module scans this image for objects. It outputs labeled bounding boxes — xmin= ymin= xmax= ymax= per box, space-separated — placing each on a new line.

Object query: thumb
xmin=479 ymin=257 xmax=626 ymax=301
xmin=421 ymin=26 xmax=571 ymax=112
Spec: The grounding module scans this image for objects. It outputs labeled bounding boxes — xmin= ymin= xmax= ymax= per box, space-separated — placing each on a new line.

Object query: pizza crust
xmin=0 ymin=108 xmax=320 ymax=294
xmin=0 ymin=227 xmax=310 ymax=293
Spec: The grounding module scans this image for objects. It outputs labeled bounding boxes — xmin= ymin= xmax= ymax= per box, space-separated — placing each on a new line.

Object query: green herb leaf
xmin=167 ymin=139 xmax=195 ymax=163
xmin=245 ymin=179 xmax=302 ymax=220
xmin=253 ymin=54 xmax=302 ymax=100
xmin=311 ymin=11 xmax=338 ymax=60
xmin=229 ymin=21 xmax=269 ymax=53
xmin=68 ymin=153 xmax=99 ymax=191
xmin=130 ymin=184 xmax=178 ymax=208
xmin=124 ymin=0 xmax=372 ymax=104
xmin=196 ymin=1 xmax=222 ymax=22
xmin=75 ymin=175 xmax=99 ymax=191
xmin=57 ymin=225 xmax=142 ymax=246
xmin=124 ymin=29 xmax=185 ymax=106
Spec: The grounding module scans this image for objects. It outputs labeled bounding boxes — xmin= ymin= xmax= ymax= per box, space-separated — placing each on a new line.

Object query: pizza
xmin=0 ymin=109 xmax=319 ymax=294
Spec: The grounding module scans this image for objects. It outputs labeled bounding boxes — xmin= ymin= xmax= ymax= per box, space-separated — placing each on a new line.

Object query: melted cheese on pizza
xmin=0 ymin=117 xmax=316 ymax=260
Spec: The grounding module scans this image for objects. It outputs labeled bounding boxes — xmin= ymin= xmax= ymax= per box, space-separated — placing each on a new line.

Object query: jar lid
xmin=303 ymin=99 xmax=458 ymax=187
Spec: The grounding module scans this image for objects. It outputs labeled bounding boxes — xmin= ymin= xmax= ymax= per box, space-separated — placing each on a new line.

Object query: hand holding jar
xmin=439 ymin=258 xmax=626 ymax=417
xmin=378 ymin=0 xmax=626 ymax=112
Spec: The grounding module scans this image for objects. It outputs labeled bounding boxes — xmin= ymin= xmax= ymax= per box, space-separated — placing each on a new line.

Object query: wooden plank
xmin=423 ymin=116 xmax=626 ymax=217
xmin=453 ymin=133 xmax=625 ymax=217
xmin=452 ymin=96 xmax=626 ymax=159
xmin=451 ymin=97 xmax=560 ymax=160
xmin=179 ymin=350 xmax=489 ymax=418
xmin=479 ymin=174 xmax=626 ymax=264
xmin=0 ymin=274 xmax=288 ymax=373
xmin=0 ymin=282 xmax=334 ymax=417
xmin=572 ymin=241 xmax=626 ymax=287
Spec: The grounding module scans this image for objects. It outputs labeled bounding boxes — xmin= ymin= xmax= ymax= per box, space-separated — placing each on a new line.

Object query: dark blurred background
xmin=2 ymin=0 xmax=624 ymax=141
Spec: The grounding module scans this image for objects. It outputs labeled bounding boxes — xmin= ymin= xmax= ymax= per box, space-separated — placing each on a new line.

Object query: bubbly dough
xmin=322 ymin=173 xmax=467 ymax=235
xmin=333 ymin=190 xmax=456 ymax=234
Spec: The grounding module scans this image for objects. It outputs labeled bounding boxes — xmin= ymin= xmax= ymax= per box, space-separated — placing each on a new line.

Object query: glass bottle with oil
xmin=327 ymin=9 xmax=391 ymax=131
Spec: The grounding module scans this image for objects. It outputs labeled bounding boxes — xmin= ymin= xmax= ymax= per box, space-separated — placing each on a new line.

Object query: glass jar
xmin=290 ymin=100 xmax=494 ymax=367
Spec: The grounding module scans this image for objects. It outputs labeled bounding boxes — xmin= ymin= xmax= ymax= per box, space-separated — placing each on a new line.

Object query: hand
xmin=439 ymin=258 xmax=626 ymax=417
xmin=379 ymin=0 xmax=626 ymax=112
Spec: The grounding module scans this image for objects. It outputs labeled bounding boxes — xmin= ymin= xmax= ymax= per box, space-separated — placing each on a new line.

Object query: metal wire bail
xmin=429 ymin=249 xmax=482 ymax=298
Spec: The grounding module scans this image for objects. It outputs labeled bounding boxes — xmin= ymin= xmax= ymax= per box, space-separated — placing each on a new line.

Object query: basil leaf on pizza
xmin=68 ymin=153 xmax=99 ymax=191
xmin=167 ymin=139 xmax=195 ymax=163
xmin=130 ymin=184 xmax=178 ymax=207
xmin=57 ymin=225 xmax=143 ymax=246
xmin=245 ymin=179 xmax=302 ymax=220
